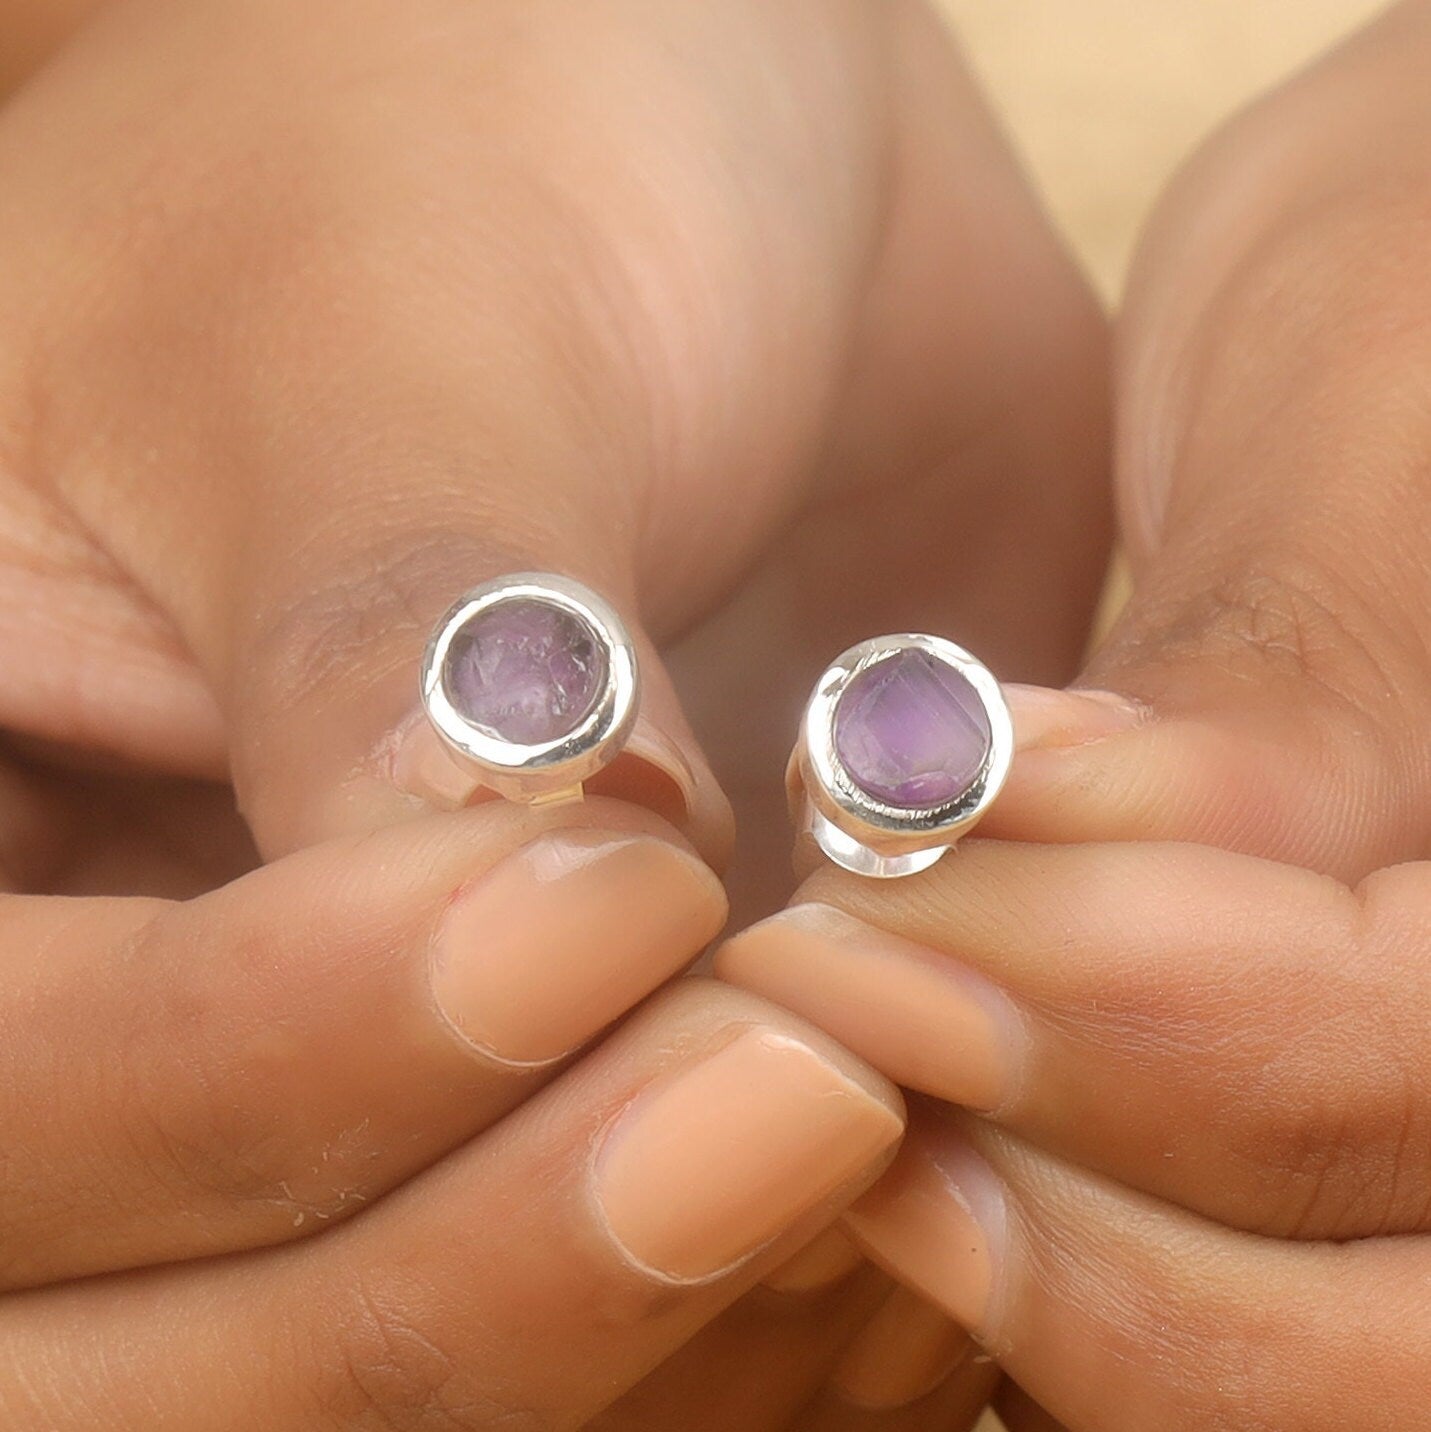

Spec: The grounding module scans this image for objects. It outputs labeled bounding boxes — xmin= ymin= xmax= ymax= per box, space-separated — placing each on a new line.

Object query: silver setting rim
xmin=420 ymin=572 xmax=639 ymax=803
xmin=796 ymin=634 xmax=1013 ymax=877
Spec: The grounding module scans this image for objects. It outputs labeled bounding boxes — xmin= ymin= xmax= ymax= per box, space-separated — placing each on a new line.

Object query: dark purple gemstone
xmin=443 ymin=598 xmax=607 ymax=745
xmin=833 ymin=650 xmax=991 ymax=809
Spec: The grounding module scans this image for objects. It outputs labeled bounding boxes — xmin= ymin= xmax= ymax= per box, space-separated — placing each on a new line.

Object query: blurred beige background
xmin=943 ymin=0 xmax=1387 ymax=301
xmin=944 ymin=8 xmax=1387 ymax=1425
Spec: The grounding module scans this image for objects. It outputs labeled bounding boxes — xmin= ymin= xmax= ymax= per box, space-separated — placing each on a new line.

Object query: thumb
xmin=990 ymin=1 xmax=1431 ymax=880
xmin=0 ymin=0 xmax=910 ymax=860
xmin=231 ymin=540 xmax=734 ymax=862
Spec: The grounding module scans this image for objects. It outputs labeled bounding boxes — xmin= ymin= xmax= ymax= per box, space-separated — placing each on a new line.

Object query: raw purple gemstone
xmin=443 ymin=597 xmax=607 ymax=745
xmin=833 ymin=650 xmax=991 ymax=809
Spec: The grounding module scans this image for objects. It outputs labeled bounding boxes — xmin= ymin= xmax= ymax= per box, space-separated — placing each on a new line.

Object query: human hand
xmin=0 ymin=0 xmax=1110 ymax=1424
xmin=720 ymin=3 xmax=1431 ymax=1426
xmin=0 ymin=0 xmax=1110 ymax=908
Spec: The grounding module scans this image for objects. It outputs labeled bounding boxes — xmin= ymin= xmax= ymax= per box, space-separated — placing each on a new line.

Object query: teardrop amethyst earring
xmin=790 ymin=635 xmax=1012 ymax=878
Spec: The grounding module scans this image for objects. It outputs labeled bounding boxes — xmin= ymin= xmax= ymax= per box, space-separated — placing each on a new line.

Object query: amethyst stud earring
xmin=790 ymin=635 xmax=1013 ymax=878
xmin=421 ymin=573 xmax=639 ymax=806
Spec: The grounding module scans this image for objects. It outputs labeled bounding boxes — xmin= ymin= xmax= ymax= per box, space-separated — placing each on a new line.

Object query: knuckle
xmin=1234 ymin=1093 xmax=1416 ymax=1240
xmin=229 ymin=528 xmax=553 ymax=830
xmin=240 ymin=531 xmax=491 ymax=722
xmin=139 ymin=1093 xmax=375 ymax=1240
xmin=1125 ymin=179 xmax=1431 ymax=733
xmin=1138 ymin=550 xmax=1402 ymax=723
xmin=1219 ymin=882 xmax=1431 ymax=1238
xmin=1118 ymin=543 xmax=1431 ymax=846
xmin=320 ymin=1276 xmax=550 ymax=1432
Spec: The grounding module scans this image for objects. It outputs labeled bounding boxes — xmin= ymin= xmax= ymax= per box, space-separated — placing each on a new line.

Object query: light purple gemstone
xmin=833 ymin=650 xmax=991 ymax=809
xmin=443 ymin=597 xmax=607 ymax=745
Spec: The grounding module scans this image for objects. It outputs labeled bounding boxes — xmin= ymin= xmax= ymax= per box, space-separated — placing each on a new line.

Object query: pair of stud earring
xmin=420 ymin=573 xmax=1012 ymax=880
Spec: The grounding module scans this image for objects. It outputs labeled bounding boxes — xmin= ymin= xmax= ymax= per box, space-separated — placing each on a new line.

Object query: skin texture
xmin=0 ymin=0 xmax=1109 ymax=1427
xmin=0 ymin=0 xmax=86 ymax=87
xmin=13 ymin=0 xmax=1431 ymax=1426
xmin=718 ymin=1 xmax=1431 ymax=1426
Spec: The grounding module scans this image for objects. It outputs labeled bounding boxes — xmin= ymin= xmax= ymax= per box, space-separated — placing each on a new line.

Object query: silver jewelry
xmin=421 ymin=573 xmax=639 ymax=806
xmin=791 ymin=634 xmax=1012 ymax=878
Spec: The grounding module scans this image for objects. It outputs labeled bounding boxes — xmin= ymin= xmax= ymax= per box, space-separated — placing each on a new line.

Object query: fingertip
xmin=591 ymin=1021 xmax=905 ymax=1284
xmin=828 ymin=1285 xmax=973 ymax=1411
xmin=761 ymin=1226 xmax=864 ymax=1297
xmin=427 ymin=830 xmax=727 ymax=1068
xmin=843 ymin=1110 xmax=1006 ymax=1339
xmin=1004 ymin=683 xmax=1148 ymax=749
xmin=715 ymin=904 xmax=1018 ymax=1113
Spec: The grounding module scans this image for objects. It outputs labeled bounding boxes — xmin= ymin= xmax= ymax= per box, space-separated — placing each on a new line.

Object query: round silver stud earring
xmin=421 ymin=572 xmax=639 ymax=807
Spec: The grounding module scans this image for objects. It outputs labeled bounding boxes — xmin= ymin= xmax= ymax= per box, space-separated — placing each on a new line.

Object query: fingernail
xmin=1005 ymin=684 xmax=1146 ymax=750
xmin=762 ymin=1226 xmax=864 ymax=1296
xmin=716 ymin=905 xmax=1021 ymax=1112
xmin=831 ymin=1285 xmax=972 ymax=1410
xmin=843 ymin=1133 xmax=1004 ymax=1332
xmin=594 ymin=1027 xmax=904 ymax=1282
xmin=430 ymin=832 xmax=726 ymax=1065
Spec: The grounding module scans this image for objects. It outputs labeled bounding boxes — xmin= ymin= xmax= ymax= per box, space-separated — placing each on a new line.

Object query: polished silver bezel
xmin=420 ymin=573 xmax=639 ymax=803
xmin=795 ymin=634 xmax=1013 ymax=878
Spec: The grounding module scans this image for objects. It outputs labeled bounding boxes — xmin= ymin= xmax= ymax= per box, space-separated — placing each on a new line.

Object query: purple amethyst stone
xmin=833 ymin=650 xmax=991 ymax=809
xmin=443 ymin=597 xmax=607 ymax=745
